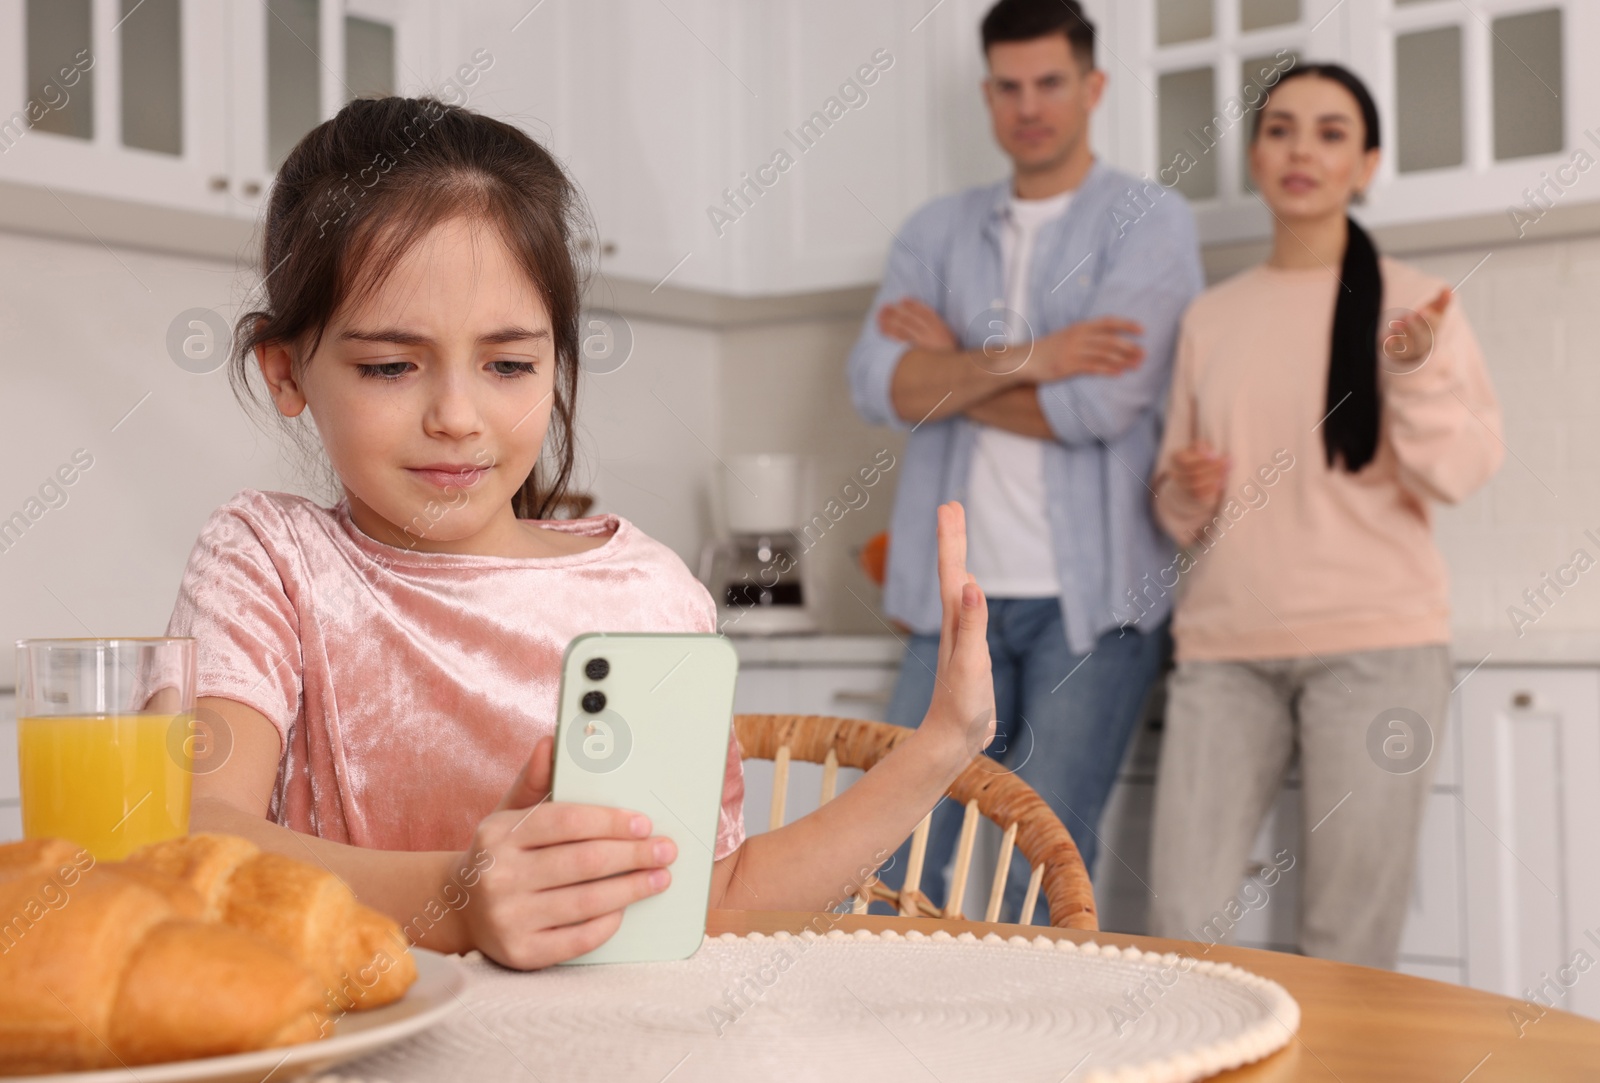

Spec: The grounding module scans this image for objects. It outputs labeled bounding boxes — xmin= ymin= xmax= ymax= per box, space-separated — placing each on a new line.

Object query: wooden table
xmin=709 ymin=909 xmax=1600 ymax=1081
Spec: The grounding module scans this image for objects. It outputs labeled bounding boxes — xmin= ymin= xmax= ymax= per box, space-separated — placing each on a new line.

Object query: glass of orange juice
xmin=15 ymin=637 xmax=196 ymax=860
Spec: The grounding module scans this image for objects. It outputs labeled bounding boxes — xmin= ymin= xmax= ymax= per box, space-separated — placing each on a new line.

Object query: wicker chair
xmin=733 ymin=713 xmax=1098 ymax=931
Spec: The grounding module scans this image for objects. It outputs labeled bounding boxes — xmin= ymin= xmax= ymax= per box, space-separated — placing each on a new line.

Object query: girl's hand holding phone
xmin=917 ymin=501 xmax=997 ymax=766
xmin=458 ymin=734 xmax=677 ymax=970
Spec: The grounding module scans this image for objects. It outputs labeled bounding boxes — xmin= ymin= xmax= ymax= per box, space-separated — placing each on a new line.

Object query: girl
xmin=168 ymin=95 xmax=995 ymax=971
xmin=1145 ymin=65 xmax=1502 ymax=967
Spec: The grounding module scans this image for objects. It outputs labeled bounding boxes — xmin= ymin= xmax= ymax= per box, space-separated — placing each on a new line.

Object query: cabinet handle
xmin=833 ymin=689 xmax=891 ymax=705
xmin=208 ymin=175 xmax=229 ymax=192
xmin=241 ymin=181 xmax=262 ymax=197
xmin=1512 ymin=691 xmax=1533 ymax=709
xmin=601 ymin=241 xmax=617 ymax=256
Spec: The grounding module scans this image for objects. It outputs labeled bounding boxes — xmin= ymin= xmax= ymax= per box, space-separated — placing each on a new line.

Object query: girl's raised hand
xmin=918 ymin=501 xmax=996 ymax=765
xmin=458 ymin=735 xmax=677 ymax=970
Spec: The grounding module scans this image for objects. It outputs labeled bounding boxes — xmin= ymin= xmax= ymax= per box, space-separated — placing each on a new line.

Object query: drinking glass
xmin=15 ymin=637 xmax=196 ymax=860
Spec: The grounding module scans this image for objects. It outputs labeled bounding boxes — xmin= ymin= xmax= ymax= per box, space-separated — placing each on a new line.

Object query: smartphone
xmin=550 ymin=631 xmax=739 ymax=965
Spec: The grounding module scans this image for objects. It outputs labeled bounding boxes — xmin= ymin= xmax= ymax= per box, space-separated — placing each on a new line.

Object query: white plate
xmin=13 ymin=948 xmax=467 ymax=1083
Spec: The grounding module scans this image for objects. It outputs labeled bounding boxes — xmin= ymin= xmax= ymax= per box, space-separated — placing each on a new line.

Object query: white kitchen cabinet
xmin=0 ymin=0 xmax=1007 ymax=296
xmin=559 ymin=0 xmax=740 ymax=289
xmin=1113 ymin=0 xmax=1600 ymax=246
xmin=704 ymin=0 xmax=938 ymax=295
xmin=226 ymin=0 xmax=446 ymax=221
xmin=0 ymin=0 xmax=443 ymax=219
xmin=465 ymin=0 xmax=998 ymax=296
xmin=526 ymin=0 xmax=945 ymax=296
xmin=1458 ymin=666 xmax=1600 ymax=1020
xmin=0 ymin=0 xmax=231 ymax=214
xmin=453 ymin=0 xmax=730 ymax=289
xmin=731 ymin=657 xmax=898 ymax=835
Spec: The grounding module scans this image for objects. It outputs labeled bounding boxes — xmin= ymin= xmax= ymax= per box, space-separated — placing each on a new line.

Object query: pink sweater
xmin=166 ymin=489 xmax=746 ymax=858
xmin=1151 ymin=257 xmax=1503 ymax=662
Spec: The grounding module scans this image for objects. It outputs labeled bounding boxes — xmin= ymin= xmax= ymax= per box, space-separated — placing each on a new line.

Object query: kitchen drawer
xmin=1459 ymin=667 xmax=1600 ymax=1020
xmin=1397 ymin=791 xmax=1465 ymax=961
xmin=1171 ymin=782 xmax=1463 ymax=963
xmin=1230 ymin=785 xmax=1302 ymax=951
xmin=1092 ymin=777 xmax=1156 ymax=934
xmin=1434 ymin=675 xmax=1465 ymax=789
xmin=733 ymin=665 xmax=899 ymax=722
xmin=733 ymin=663 xmax=899 ymax=836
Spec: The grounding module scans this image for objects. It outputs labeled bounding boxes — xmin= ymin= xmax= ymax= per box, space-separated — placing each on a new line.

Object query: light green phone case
xmin=551 ymin=631 xmax=739 ymax=965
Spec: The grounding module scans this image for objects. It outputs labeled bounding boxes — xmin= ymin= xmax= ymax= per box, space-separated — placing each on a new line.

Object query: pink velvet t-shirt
xmin=165 ymin=488 xmax=747 ymax=859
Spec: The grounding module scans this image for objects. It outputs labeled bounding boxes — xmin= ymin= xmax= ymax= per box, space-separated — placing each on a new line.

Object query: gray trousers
xmin=1148 ymin=644 xmax=1453 ymax=968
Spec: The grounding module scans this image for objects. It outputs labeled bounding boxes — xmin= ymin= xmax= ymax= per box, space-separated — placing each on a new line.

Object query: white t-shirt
xmin=963 ymin=188 xmax=1071 ymax=597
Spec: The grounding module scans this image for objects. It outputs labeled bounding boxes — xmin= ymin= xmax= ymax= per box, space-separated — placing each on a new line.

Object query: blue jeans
xmin=876 ymin=598 xmax=1168 ymax=924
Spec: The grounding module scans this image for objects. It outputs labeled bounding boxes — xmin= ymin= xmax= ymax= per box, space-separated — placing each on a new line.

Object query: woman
xmin=1146 ymin=64 xmax=1502 ymax=968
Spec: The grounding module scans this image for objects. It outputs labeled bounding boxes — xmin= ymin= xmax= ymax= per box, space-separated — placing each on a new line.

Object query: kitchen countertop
xmin=728 ymin=633 xmax=906 ymax=666
xmin=1448 ymin=628 xmax=1600 ymax=666
xmin=0 ymin=631 xmax=1595 ymax=693
xmin=729 ymin=629 xmax=1600 ymax=668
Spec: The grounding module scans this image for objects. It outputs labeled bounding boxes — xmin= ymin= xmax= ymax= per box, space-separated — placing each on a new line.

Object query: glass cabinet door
xmin=0 ymin=0 xmax=231 ymax=213
xmin=227 ymin=0 xmax=430 ymax=220
xmin=0 ymin=0 xmax=431 ymax=219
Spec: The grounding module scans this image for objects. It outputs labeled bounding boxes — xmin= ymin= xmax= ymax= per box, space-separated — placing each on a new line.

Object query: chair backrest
xmin=734 ymin=713 xmax=1098 ymax=930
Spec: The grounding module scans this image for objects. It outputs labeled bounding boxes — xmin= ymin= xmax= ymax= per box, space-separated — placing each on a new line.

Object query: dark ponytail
xmin=1251 ymin=63 xmax=1384 ymax=472
xmin=1328 ymin=214 xmax=1382 ymax=471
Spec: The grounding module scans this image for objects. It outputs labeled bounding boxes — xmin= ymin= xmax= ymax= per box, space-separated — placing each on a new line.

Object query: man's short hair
xmin=980 ymin=0 xmax=1096 ymax=72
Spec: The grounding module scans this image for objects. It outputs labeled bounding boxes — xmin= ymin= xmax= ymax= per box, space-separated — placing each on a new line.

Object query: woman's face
xmin=259 ymin=215 xmax=557 ymax=553
xmin=1249 ymin=75 xmax=1380 ymax=221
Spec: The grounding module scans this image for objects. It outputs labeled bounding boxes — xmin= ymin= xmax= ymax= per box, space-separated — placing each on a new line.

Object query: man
xmin=846 ymin=0 xmax=1203 ymax=923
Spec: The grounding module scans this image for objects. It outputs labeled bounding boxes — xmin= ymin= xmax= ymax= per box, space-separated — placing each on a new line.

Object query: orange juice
xmin=18 ymin=713 xmax=192 ymax=860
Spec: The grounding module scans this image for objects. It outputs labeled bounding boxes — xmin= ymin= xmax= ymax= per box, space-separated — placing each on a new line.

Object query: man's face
xmin=982 ymin=34 xmax=1104 ymax=175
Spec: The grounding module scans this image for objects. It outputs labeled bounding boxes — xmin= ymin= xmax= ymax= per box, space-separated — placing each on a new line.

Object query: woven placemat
xmin=314 ymin=928 xmax=1298 ymax=1083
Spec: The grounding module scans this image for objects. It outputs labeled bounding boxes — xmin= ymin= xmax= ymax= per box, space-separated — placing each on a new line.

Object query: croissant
xmin=124 ymin=833 xmax=418 ymax=1013
xmin=0 ymin=850 xmax=326 ymax=1074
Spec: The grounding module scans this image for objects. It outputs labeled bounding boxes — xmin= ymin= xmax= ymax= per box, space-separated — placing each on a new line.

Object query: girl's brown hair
xmin=230 ymin=95 xmax=591 ymax=519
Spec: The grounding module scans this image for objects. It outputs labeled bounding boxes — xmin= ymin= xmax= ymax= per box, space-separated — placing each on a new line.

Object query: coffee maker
xmin=697 ymin=453 xmax=818 ymax=635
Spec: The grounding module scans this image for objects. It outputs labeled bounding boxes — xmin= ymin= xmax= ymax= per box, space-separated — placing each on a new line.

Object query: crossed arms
xmin=877 ymin=297 xmax=1144 ymax=439
xmin=848 ymin=194 xmax=1203 ymax=449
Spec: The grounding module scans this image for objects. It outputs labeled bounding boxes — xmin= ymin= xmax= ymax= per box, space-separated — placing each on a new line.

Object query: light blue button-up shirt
xmin=846 ymin=159 xmax=1204 ymax=655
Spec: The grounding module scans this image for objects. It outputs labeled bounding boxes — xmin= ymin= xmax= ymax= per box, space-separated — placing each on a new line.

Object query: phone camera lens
xmin=581 ymin=690 xmax=606 ymax=713
xmin=585 ymin=657 xmax=610 ymax=681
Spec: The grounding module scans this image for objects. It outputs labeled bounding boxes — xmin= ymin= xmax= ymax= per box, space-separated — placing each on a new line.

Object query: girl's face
xmin=259 ymin=216 xmax=557 ymax=554
xmin=1249 ymin=75 xmax=1380 ymax=221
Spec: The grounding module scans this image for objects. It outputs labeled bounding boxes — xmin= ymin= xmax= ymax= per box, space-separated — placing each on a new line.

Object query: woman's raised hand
xmin=918 ymin=501 xmax=997 ymax=764
xmin=1381 ymin=287 xmax=1452 ymax=370
xmin=457 ymin=735 xmax=677 ymax=970
xmin=1170 ymin=441 xmax=1229 ymax=508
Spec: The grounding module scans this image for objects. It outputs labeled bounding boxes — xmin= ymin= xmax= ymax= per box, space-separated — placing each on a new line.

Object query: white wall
xmin=0 ymin=229 xmax=299 ymax=689
xmin=1412 ymin=234 xmax=1600 ymax=643
xmin=5 ymin=202 xmax=1599 ymax=688
xmin=719 ymin=313 xmax=906 ymax=635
